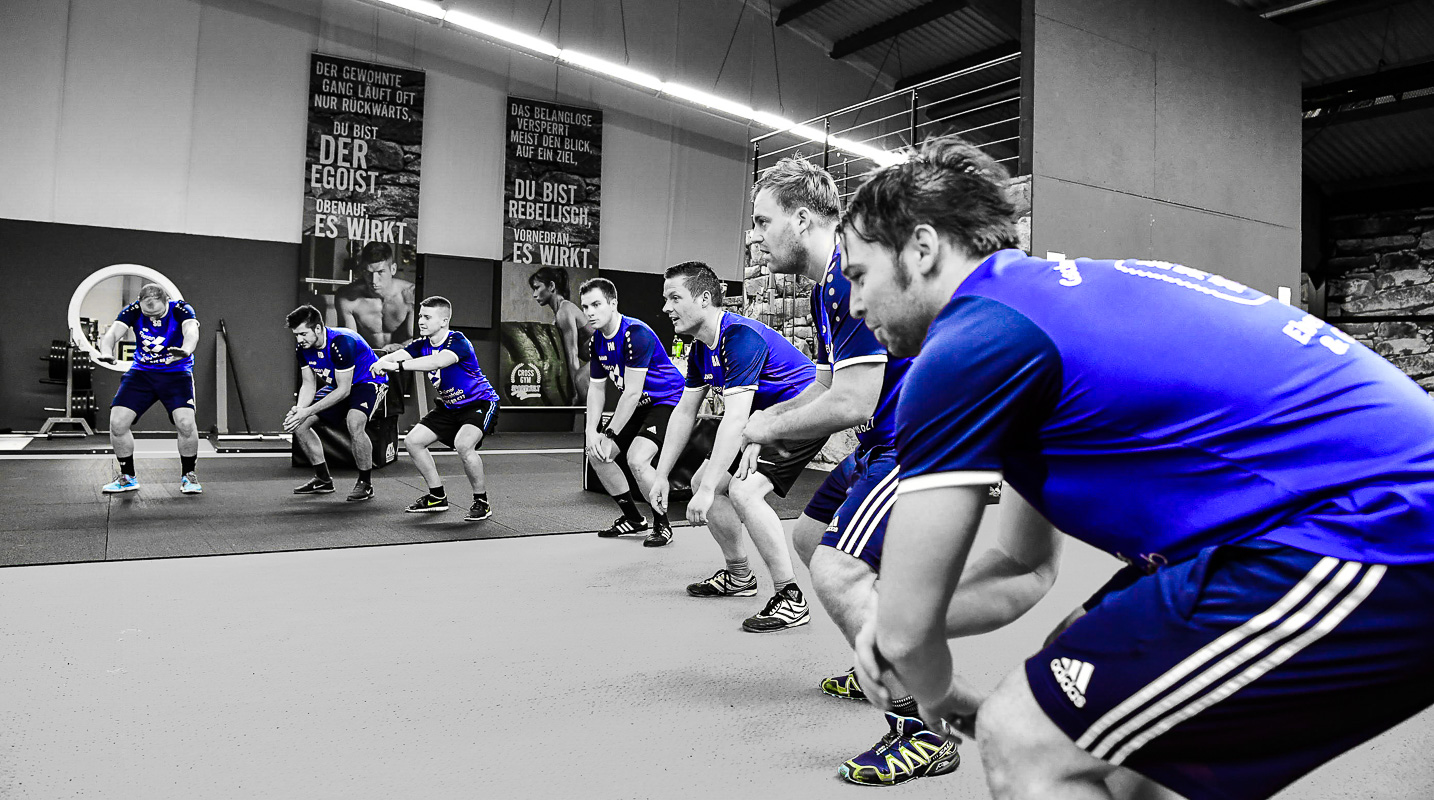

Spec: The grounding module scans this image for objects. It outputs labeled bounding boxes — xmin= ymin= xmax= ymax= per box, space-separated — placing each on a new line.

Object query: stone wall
xmin=743 ymin=174 xmax=1034 ymax=465
xmin=1324 ymin=205 xmax=1434 ymax=392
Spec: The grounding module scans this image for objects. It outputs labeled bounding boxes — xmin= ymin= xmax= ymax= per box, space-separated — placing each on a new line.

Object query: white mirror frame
xmin=68 ymin=264 xmax=185 ymax=374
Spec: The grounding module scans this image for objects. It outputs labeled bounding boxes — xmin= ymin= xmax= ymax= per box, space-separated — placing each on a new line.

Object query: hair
xmin=579 ymin=277 xmax=618 ymax=302
xmin=360 ymin=241 xmax=393 ymax=264
xmin=420 ymin=296 xmax=452 ymax=315
xmin=138 ymin=283 xmax=170 ymax=303
xmin=664 ymin=261 xmax=724 ymax=305
xmin=286 ymin=304 xmax=323 ymax=330
xmin=841 ymin=137 xmax=1018 ymax=266
xmin=529 ymin=266 xmax=571 ymax=299
xmin=752 ymin=155 xmax=841 ymax=221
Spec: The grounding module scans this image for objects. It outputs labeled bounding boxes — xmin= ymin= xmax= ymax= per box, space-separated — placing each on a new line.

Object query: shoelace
xmin=758 ymin=593 xmax=787 ymax=616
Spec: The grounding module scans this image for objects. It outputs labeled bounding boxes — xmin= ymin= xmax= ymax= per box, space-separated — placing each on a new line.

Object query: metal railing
xmin=745 ymin=52 xmax=1023 ymax=349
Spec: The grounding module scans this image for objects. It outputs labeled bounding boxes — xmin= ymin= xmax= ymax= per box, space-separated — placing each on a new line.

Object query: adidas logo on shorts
xmin=1050 ymin=657 xmax=1094 ymax=708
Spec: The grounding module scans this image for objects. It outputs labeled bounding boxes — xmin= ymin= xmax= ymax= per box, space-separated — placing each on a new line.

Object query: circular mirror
xmin=69 ymin=264 xmax=184 ymax=373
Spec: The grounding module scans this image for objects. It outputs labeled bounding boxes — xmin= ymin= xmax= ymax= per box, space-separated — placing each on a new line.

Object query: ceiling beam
xmin=1303 ymin=92 xmax=1434 ymax=130
xmin=1304 ymin=59 xmax=1434 ymax=110
xmin=1265 ymin=0 xmax=1414 ymax=31
xmin=894 ymin=40 xmax=1019 ymax=91
xmin=830 ymin=0 xmax=973 ymax=60
xmin=775 ymin=0 xmax=840 ymax=27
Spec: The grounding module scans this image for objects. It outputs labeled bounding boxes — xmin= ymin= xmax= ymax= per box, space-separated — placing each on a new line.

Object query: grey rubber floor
xmin=0 ymin=518 xmax=1429 ymax=799
xmin=0 ymin=448 xmax=825 ymax=566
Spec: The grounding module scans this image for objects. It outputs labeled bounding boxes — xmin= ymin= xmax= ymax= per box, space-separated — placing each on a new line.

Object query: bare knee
xmin=977 ymin=671 xmax=1112 ymax=799
xmin=792 ymin=516 xmax=827 ymax=565
xmin=403 ymin=431 xmax=427 ymax=451
xmin=726 ymin=473 xmax=770 ymax=511
xmin=109 ymin=410 xmax=132 ymax=435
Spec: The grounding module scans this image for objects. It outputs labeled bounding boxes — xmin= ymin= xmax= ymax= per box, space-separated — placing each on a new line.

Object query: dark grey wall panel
xmin=1031 ymin=176 xmax=1154 ymax=260
xmin=1150 ymin=204 xmax=1301 ymax=292
xmin=0 ymin=218 xmax=297 ymax=434
xmin=1033 ymin=15 xmax=1155 ymax=197
xmin=1153 ymin=60 xmax=1301 ymax=228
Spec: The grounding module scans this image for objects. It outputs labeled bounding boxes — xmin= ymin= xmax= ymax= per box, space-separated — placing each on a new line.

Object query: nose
xmin=848 ymin=286 xmax=866 ymax=320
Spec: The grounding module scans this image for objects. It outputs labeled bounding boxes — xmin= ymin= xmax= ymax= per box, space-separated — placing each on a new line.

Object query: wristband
xmin=602 ymin=428 xmax=619 ymax=441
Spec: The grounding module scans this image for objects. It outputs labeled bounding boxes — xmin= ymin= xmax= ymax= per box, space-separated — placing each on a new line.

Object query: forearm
xmin=584 ymin=380 xmax=606 ymax=435
xmin=607 ymin=387 xmax=645 ymax=433
xmin=768 ymin=380 xmax=825 ymax=416
xmin=180 ymin=326 xmax=200 ymax=355
xmin=402 ymin=354 xmax=449 ymax=372
xmin=304 ymin=383 xmax=350 ymax=414
xmin=764 ymin=387 xmax=868 ymax=440
xmin=655 ymin=406 xmax=696 ymax=477
xmin=944 ymin=548 xmax=1058 ymax=638
xmin=699 ymin=412 xmax=748 ymax=494
xmin=295 ymin=382 xmax=317 ymax=408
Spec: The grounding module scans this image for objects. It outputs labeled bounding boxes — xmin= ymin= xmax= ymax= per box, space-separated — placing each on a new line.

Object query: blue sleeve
xmin=720 ymin=325 xmax=768 ymax=392
xmin=294 ymin=347 xmax=307 ymax=368
xmin=403 ymin=339 xmax=424 ymax=359
xmin=448 ymin=332 xmax=477 ymax=363
xmin=810 ymin=288 xmax=830 ymax=367
xmin=896 ymin=297 xmax=1062 ymax=492
xmin=627 ymin=325 xmax=659 ymax=370
xmin=685 ymin=344 xmax=706 ymax=389
xmin=330 ymin=335 xmax=356 ymax=371
xmin=590 ymin=354 xmax=605 ymax=380
xmin=172 ymin=301 xmax=197 ymax=323
xmin=829 ymin=285 xmax=885 ymax=368
xmin=116 ymin=302 xmax=141 ymax=329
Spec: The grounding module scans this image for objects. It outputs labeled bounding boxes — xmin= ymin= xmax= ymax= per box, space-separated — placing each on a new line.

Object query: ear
xmin=905 ymin=224 xmax=942 ymax=279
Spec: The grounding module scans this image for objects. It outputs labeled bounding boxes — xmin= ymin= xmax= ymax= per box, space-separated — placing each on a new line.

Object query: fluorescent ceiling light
xmin=356 ymin=0 xmax=899 ymax=167
xmin=559 ymin=50 xmax=665 ymax=92
xmin=368 ymin=0 xmax=444 ymax=19
xmin=445 ymin=10 xmax=562 ymax=58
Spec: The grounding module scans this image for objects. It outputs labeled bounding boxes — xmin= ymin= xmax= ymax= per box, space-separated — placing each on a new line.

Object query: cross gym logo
xmin=510 ymin=362 xmax=543 ymax=400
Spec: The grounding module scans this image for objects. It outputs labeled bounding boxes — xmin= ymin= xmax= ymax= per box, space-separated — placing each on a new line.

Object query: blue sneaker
xmin=102 ymin=474 xmax=140 ymax=494
xmin=838 ymin=713 xmax=961 ymax=786
xmin=180 ymin=472 xmax=203 ymax=494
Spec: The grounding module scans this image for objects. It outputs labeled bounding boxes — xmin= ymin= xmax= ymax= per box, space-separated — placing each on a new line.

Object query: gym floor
xmin=1 ymin=440 xmax=1430 ymax=798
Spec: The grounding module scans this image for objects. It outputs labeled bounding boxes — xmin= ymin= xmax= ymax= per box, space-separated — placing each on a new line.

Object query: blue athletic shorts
xmin=1028 ymin=536 xmax=1434 ymax=800
xmin=808 ymin=447 xmax=898 ymax=572
xmin=314 ymin=382 xmax=388 ymax=427
xmin=112 ymin=369 xmax=196 ymax=418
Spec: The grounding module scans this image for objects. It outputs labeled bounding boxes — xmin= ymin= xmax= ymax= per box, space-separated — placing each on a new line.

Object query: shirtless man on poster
xmin=335 ymin=241 xmax=416 ymax=353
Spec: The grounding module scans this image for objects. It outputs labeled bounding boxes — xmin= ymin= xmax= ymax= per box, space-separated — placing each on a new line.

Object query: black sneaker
xmin=741 ymin=584 xmax=811 ymax=632
xmin=465 ymin=498 xmax=492 ymax=522
xmin=405 ymin=494 xmax=450 ymax=513
xmin=686 ymin=568 xmax=758 ymax=597
xmin=346 ymin=482 xmax=374 ymax=502
xmin=598 ymin=515 xmax=649 ymax=538
xmin=294 ymin=477 xmax=335 ymax=495
xmin=643 ymin=519 xmax=674 ymax=548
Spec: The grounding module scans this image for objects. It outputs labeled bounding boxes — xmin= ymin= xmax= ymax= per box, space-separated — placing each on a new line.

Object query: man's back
xmin=901 ymin=250 xmax=1434 ymax=566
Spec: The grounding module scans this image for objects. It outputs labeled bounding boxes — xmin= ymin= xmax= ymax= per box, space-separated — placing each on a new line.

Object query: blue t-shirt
xmin=403 ymin=330 xmax=499 ymax=408
xmin=896 ymin=249 xmax=1434 ymax=567
xmin=116 ymin=300 xmax=197 ymax=373
xmin=589 ymin=315 xmax=684 ymax=407
xmin=295 ymin=327 xmax=387 ymax=395
xmin=813 ymin=244 xmax=910 ymax=451
xmin=685 ymin=312 xmax=815 ymax=411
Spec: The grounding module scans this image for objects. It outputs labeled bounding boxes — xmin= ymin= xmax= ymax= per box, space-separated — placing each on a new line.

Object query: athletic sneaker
xmin=822 ymin=667 xmax=868 ymax=701
xmin=741 ymin=584 xmax=810 ymax=632
xmin=180 ymin=472 xmax=203 ymax=495
xmin=102 ymin=474 xmax=140 ymax=494
xmin=405 ymin=494 xmax=450 ymax=513
xmin=643 ymin=519 xmax=674 ymax=548
xmin=293 ymin=477 xmax=335 ymax=495
xmin=598 ymin=516 xmax=648 ymax=538
xmin=838 ymin=713 xmax=961 ymax=787
xmin=686 ymin=568 xmax=758 ymax=597
xmin=346 ymin=482 xmax=374 ymax=502
xmin=464 ymin=498 xmax=492 ymax=522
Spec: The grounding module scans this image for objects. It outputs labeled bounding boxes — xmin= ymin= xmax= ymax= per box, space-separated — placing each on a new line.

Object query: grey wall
xmin=1029 ymin=0 xmax=1302 ymax=295
xmin=0 ymin=0 xmax=884 ymax=281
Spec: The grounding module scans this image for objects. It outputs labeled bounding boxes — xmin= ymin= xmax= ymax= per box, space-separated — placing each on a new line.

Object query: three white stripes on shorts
xmin=835 ymin=468 xmax=900 ymax=558
xmin=1075 ymin=556 xmax=1386 ymax=765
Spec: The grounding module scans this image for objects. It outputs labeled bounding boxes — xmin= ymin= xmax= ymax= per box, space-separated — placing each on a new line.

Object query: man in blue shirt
xmin=285 ymin=304 xmax=390 ymax=502
xmin=370 ymin=296 xmax=500 ymax=522
xmin=738 ymin=156 xmax=947 ymax=786
xmin=96 ymin=283 xmax=203 ymax=495
xmin=580 ymin=277 xmax=685 ymax=547
xmin=841 ymin=138 xmax=1434 ymax=800
xmin=648 ymin=261 xmax=825 ymax=633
